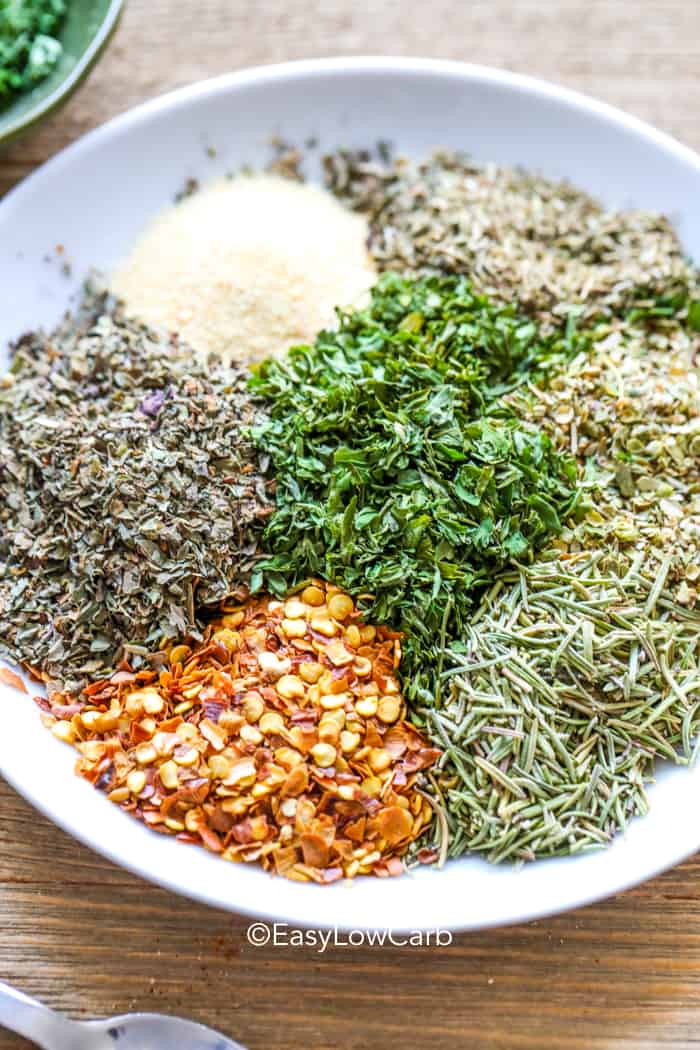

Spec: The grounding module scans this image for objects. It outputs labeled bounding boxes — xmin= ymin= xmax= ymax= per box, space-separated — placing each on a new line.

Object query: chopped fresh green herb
xmin=251 ymin=273 xmax=584 ymax=703
xmin=0 ymin=0 xmax=66 ymax=104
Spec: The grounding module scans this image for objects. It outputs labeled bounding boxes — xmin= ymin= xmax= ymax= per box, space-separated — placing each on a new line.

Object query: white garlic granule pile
xmin=112 ymin=174 xmax=376 ymax=364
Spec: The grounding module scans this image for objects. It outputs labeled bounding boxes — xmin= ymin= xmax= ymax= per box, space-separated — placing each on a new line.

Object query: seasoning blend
xmin=3 ymin=140 xmax=700 ymax=883
xmin=112 ymin=174 xmax=376 ymax=364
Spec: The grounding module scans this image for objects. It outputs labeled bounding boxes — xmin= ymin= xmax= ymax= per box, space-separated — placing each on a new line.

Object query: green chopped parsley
xmin=0 ymin=0 xmax=66 ymax=104
xmin=251 ymin=273 xmax=586 ymax=703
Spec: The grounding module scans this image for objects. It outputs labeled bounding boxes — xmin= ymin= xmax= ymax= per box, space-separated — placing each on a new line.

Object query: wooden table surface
xmin=3 ymin=2 xmax=700 ymax=1048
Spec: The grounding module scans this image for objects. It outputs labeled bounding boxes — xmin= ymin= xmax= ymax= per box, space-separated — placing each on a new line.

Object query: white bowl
xmin=2 ymin=58 xmax=699 ymax=932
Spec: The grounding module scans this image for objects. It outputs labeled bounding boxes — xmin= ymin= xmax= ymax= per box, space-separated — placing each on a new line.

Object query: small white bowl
xmin=1 ymin=58 xmax=699 ymax=931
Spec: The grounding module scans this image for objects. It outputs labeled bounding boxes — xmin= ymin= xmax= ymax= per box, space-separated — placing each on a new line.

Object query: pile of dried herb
xmin=413 ymin=549 xmax=700 ymax=863
xmin=324 ymin=148 xmax=700 ymax=330
xmin=251 ymin=273 xmax=584 ymax=704
xmin=0 ymin=0 xmax=66 ymax=104
xmin=413 ymin=291 xmax=700 ymax=862
xmin=511 ymin=304 xmax=700 ymax=580
xmin=0 ymin=292 xmax=272 ymax=691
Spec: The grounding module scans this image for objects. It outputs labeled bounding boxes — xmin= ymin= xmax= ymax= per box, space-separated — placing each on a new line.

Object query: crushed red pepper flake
xmin=0 ymin=667 xmax=27 ymax=694
xmin=39 ymin=581 xmax=440 ymax=883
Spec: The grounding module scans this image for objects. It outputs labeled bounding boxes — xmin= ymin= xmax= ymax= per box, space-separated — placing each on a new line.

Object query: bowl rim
xmin=5 ymin=54 xmax=700 ymax=195
xmin=0 ymin=0 xmax=125 ymax=147
xmin=3 ymin=56 xmax=700 ymax=932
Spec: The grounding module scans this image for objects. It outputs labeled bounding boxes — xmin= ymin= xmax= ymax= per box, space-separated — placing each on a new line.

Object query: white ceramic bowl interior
xmin=1 ymin=58 xmax=699 ymax=931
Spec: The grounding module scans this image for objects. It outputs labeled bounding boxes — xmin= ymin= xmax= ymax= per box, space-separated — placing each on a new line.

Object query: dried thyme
xmin=324 ymin=148 xmax=700 ymax=330
xmin=0 ymin=291 xmax=272 ymax=691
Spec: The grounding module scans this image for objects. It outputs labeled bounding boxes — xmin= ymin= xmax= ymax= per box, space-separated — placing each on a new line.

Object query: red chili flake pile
xmin=37 ymin=581 xmax=440 ymax=883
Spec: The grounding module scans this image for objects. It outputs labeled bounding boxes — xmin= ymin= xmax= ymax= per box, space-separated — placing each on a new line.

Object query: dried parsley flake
xmin=251 ymin=273 xmax=583 ymax=705
xmin=0 ymin=0 xmax=65 ymax=103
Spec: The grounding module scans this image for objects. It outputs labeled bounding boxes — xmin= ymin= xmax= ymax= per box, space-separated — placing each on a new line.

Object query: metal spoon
xmin=0 ymin=981 xmax=246 ymax=1050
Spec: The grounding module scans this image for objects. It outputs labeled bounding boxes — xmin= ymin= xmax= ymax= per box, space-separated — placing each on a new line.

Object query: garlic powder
xmin=111 ymin=174 xmax=376 ymax=364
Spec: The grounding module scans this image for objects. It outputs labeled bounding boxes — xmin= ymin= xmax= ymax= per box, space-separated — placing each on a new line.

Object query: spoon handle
xmin=0 ymin=981 xmax=80 ymax=1049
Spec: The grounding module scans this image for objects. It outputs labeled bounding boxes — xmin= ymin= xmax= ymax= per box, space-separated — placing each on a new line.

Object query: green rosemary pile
xmin=415 ymin=550 xmax=700 ymax=862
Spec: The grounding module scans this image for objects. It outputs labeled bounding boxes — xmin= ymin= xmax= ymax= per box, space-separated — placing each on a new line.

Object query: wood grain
xmin=3 ymin=2 xmax=700 ymax=1047
xmin=3 ymin=775 xmax=700 ymax=1050
xmin=3 ymin=0 xmax=700 ymax=199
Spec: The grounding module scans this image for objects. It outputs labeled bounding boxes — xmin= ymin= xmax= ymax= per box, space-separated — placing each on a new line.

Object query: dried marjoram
xmin=324 ymin=148 xmax=700 ymax=329
xmin=0 ymin=291 xmax=272 ymax=691
xmin=510 ymin=312 xmax=700 ymax=602
xmin=39 ymin=581 xmax=439 ymax=882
